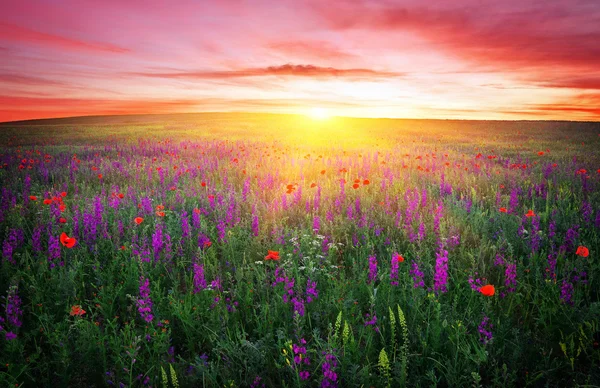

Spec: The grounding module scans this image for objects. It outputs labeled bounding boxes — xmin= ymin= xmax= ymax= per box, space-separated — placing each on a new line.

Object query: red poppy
xmin=499 ymin=207 xmax=507 ymax=213
xmin=525 ymin=210 xmax=536 ymax=217
xmin=156 ymin=211 xmax=165 ymax=217
xmin=363 ymin=179 xmax=370 ymax=185
xmin=538 ymin=151 xmax=544 ymax=156
xmin=203 ymin=241 xmax=212 ymax=249
xmin=352 ymin=183 xmax=360 ymax=189
xmin=59 ymin=204 xmax=66 ymax=212
xmin=354 ymin=179 xmax=360 ymax=184
xmin=134 ymin=217 xmax=144 ymax=225
xmin=61 ymin=192 xmax=67 ymax=197
xmin=396 ymin=254 xmax=405 ymax=263
xmin=70 ymin=305 xmax=86 ymax=316
xmin=265 ymin=250 xmax=280 ymax=260
xmin=29 ymin=195 xmax=37 ymax=201
xmin=575 ymin=246 xmax=589 ymax=258
xmin=98 ymin=174 xmax=103 ymax=179
xmin=479 ymin=285 xmax=495 ymax=296
xmin=120 ymin=245 xmax=126 ymax=250
xmin=156 ymin=205 xmax=165 ymax=210
xmin=59 ymin=217 xmax=67 ymax=224
xmin=320 ymin=170 xmax=326 ymax=174
xmin=43 ymin=199 xmax=52 ymax=205
xmin=117 ymin=193 xmax=124 ymax=199
xmin=201 ymin=181 xmax=207 ymax=187
xmin=60 ymin=232 xmax=77 ymax=248
xmin=310 ymin=183 xmax=316 ymax=188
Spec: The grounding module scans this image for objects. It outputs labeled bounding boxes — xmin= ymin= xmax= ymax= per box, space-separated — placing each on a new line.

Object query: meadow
xmin=0 ymin=113 xmax=599 ymax=387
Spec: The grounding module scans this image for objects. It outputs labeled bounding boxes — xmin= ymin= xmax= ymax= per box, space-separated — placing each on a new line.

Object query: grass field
xmin=1 ymin=113 xmax=599 ymax=387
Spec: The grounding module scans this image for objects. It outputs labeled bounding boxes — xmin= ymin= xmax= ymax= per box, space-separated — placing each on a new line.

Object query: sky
xmin=1 ymin=0 xmax=600 ymax=122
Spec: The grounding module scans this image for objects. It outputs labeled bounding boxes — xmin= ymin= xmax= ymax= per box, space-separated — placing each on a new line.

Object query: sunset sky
xmin=1 ymin=0 xmax=599 ymax=122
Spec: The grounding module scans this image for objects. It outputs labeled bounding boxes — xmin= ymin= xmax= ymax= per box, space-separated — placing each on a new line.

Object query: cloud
xmin=266 ymin=40 xmax=358 ymax=61
xmin=314 ymin=1 xmax=600 ymax=72
xmin=535 ymin=77 xmax=600 ymax=90
xmin=0 ymin=22 xmax=129 ymax=53
xmin=500 ymin=93 xmax=600 ymax=120
xmin=0 ymin=95 xmax=367 ymax=122
xmin=129 ymin=64 xmax=402 ymax=80
xmin=0 ymin=73 xmax=69 ymax=87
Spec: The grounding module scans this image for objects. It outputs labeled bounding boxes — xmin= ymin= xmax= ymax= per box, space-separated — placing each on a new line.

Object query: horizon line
xmin=2 ymin=111 xmax=599 ymax=125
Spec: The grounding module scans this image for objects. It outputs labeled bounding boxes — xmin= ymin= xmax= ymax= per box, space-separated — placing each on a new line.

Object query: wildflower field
xmin=1 ymin=113 xmax=599 ymax=387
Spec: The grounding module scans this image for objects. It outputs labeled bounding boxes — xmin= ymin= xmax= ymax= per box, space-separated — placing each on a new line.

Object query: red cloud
xmin=130 ymin=64 xmax=401 ymax=80
xmin=314 ymin=1 xmax=600 ymax=73
xmin=0 ymin=22 xmax=129 ymax=53
xmin=0 ymin=74 xmax=69 ymax=87
xmin=0 ymin=95 xmax=368 ymax=123
xmin=267 ymin=40 xmax=357 ymax=62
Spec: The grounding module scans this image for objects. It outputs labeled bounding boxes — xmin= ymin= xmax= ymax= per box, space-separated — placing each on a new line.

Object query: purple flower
xmin=272 ymin=267 xmax=286 ymax=287
xmin=4 ymin=286 xmax=23 ymax=330
xmin=545 ymin=252 xmax=557 ymax=280
xmin=192 ymin=209 xmax=201 ymax=229
xmin=151 ymin=223 xmax=164 ymax=262
xmin=410 ymin=261 xmax=425 ymax=289
xmin=193 ymin=263 xmax=207 ymax=293
xmin=364 ymin=313 xmax=379 ymax=333
xmin=47 ymin=233 xmax=60 ymax=269
xmin=137 ymin=277 xmax=154 ymax=323
xmin=493 ymin=253 xmax=505 ymax=266
xmin=390 ymin=253 xmax=400 ymax=286
xmin=2 ymin=228 xmax=23 ymax=265
xmin=216 ymin=218 xmax=227 ymax=243
xmin=252 ymin=213 xmax=259 ymax=237
xmin=509 ymin=187 xmax=519 ymax=213
xmin=367 ymin=255 xmax=377 ymax=284
xmin=478 ymin=315 xmax=493 ymax=345
xmin=561 ymin=225 xmax=580 ymax=254
xmin=291 ymin=339 xmax=311 ymax=379
xmin=504 ymin=262 xmax=517 ymax=293
xmin=250 ymin=376 xmax=265 ymax=388
xmin=180 ymin=211 xmax=190 ymax=240
xmin=283 ymin=277 xmax=295 ymax=303
xmin=529 ymin=216 xmax=541 ymax=253
xmin=32 ymin=225 xmax=43 ymax=253
xmin=312 ymin=216 xmax=321 ymax=234
xmin=321 ymin=352 xmax=338 ymax=388
xmin=306 ymin=278 xmax=319 ymax=303
xmin=581 ymin=201 xmax=592 ymax=223
xmin=211 ymin=277 xmax=223 ymax=292
xmin=468 ymin=273 xmax=484 ymax=291
xmin=433 ymin=246 xmax=449 ymax=293
xmin=418 ymin=220 xmax=426 ymax=241
xmin=292 ymin=296 xmax=305 ymax=317
xmin=560 ymin=280 xmax=574 ymax=306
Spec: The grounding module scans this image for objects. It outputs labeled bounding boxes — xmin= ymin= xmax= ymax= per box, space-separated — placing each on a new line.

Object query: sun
xmin=307 ymin=107 xmax=331 ymax=120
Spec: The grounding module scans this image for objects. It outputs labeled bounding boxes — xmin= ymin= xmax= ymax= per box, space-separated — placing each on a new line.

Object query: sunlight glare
xmin=307 ymin=107 xmax=330 ymax=120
